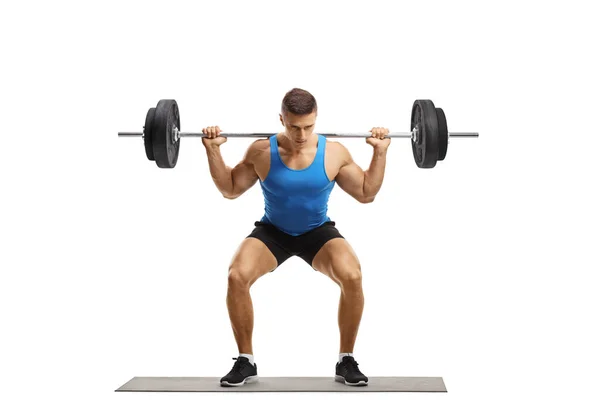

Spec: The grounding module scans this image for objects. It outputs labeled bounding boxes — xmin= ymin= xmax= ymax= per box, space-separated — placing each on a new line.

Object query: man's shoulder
xmin=249 ymin=138 xmax=271 ymax=153
xmin=250 ymin=137 xmax=271 ymax=150
xmin=323 ymin=138 xmax=352 ymax=167
xmin=324 ymin=138 xmax=350 ymax=156
xmin=245 ymin=138 xmax=271 ymax=163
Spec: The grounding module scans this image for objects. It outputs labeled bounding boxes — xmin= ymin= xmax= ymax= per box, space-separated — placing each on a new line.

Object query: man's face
xmin=280 ymin=110 xmax=317 ymax=147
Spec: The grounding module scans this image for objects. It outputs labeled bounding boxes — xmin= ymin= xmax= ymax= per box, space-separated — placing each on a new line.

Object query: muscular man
xmin=202 ymin=88 xmax=390 ymax=387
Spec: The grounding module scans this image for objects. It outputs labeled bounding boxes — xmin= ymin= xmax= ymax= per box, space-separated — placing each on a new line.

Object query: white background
xmin=1 ymin=0 xmax=598 ymax=399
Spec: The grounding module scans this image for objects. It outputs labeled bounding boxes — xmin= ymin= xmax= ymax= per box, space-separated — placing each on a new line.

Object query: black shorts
xmin=246 ymin=221 xmax=344 ymax=270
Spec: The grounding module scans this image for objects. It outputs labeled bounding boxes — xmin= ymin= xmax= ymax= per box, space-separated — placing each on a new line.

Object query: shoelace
xmin=228 ymin=357 xmax=247 ymax=374
xmin=342 ymin=359 xmax=362 ymax=374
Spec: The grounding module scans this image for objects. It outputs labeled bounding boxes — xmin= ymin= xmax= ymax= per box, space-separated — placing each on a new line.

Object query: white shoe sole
xmin=220 ymin=375 xmax=259 ymax=387
xmin=335 ymin=375 xmax=368 ymax=386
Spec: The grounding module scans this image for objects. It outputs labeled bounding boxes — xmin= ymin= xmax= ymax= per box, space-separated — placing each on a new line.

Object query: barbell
xmin=118 ymin=99 xmax=478 ymax=168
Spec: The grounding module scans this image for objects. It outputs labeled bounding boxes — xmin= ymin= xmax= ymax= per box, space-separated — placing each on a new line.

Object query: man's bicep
xmin=231 ymin=161 xmax=258 ymax=193
xmin=335 ymin=154 xmax=366 ymax=201
xmin=229 ymin=144 xmax=260 ymax=198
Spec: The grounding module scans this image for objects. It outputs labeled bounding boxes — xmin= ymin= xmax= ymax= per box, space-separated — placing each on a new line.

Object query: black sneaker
xmin=220 ymin=356 xmax=259 ymax=387
xmin=335 ymin=356 xmax=369 ymax=386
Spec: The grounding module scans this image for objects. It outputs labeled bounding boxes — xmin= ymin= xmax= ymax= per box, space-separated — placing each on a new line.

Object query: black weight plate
xmin=410 ymin=100 xmax=439 ymax=168
xmin=152 ymin=99 xmax=181 ymax=168
xmin=436 ymin=108 xmax=448 ymax=161
xmin=143 ymin=107 xmax=156 ymax=161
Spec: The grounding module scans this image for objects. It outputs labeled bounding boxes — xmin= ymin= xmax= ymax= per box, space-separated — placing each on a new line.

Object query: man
xmin=202 ymin=88 xmax=390 ymax=387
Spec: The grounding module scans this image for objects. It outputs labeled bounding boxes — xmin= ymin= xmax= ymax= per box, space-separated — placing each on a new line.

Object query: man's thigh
xmin=246 ymin=221 xmax=293 ymax=269
xmin=296 ymin=221 xmax=345 ymax=269
xmin=311 ymin=237 xmax=362 ymax=284
xmin=229 ymin=237 xmax=279 ymax=285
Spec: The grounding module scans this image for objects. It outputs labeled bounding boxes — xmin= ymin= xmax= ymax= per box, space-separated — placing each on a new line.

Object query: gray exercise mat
xmin=116 ymin=376 xmax=447 ymax=392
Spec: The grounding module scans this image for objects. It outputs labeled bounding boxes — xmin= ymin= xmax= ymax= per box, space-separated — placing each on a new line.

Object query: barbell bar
xmin=118 ymin=131 xmax=478 ymax=138
xmin=118 ymin=99 xmax=478 ymax=168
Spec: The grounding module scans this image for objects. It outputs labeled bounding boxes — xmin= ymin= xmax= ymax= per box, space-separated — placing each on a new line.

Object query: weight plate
xmin=152 ymin=99 xmax=181 ymax=168
xmin=411 ymin=100 xmax=439 ymax=168
xmin=143 ymin=107 xmax=156 ymax=161
xmin=436 ymin=107 xmax=448 ymax=161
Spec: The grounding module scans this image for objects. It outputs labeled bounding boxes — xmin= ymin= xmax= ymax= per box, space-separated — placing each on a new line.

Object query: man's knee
xmin=228 ymin=264 xmax=254 ymax=288
xmin=332 ymin=258 xmax=363 ymax=287
xmin=339 ymin=269 xmax=362 ymax=287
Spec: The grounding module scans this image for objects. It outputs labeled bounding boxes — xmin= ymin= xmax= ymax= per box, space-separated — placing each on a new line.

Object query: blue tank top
xmin=259 ymin=134 xmax=335 ymax=236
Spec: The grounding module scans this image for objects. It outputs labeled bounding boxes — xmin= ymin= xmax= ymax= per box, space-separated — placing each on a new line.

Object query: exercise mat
xmin=116 ymin=376 xmax=447 ymax=392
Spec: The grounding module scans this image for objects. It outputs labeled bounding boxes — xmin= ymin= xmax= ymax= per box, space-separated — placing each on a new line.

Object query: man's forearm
xmin=362 ymin=148 xmax=387 ymax=199
xmin=205 ymin=146 xmax=234 ymax=196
